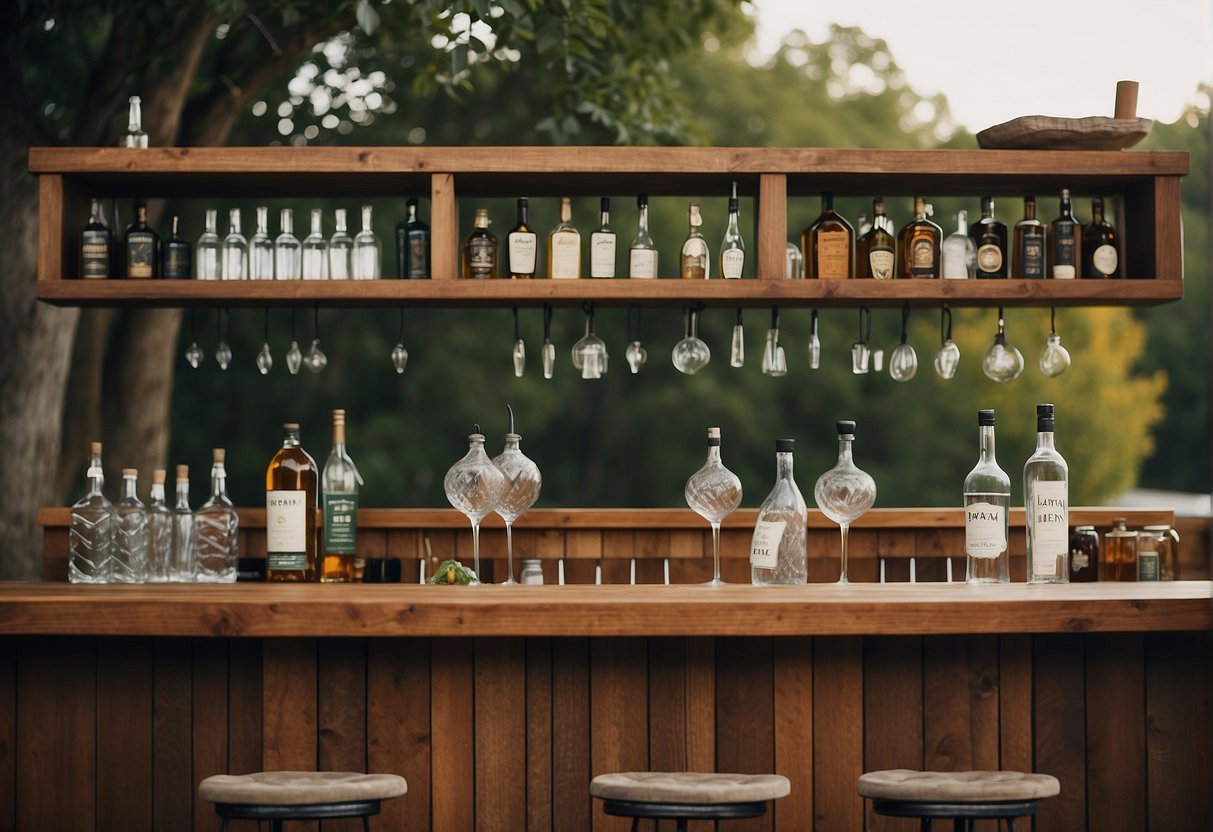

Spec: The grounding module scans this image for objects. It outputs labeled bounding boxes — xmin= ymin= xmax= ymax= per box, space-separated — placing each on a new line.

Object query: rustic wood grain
xmin=431 ymin=637 xmax=474 ymax=832
xmin=37 ymin=175 xmax=64 ymax=282
xmin=475 ymin=637 xmax=527 ymax=832
xmin=226 ymin=639 xmax=263 ymax=832
xmin=716 ymin=636 xmax=775 ymax=832
xmin=863 ymin=636 xmax=923 ymax=832
xmin=1085 ymin=634 xmax=1147 ymax=832
xmin=590 ymin=638 xmax=648 ymax=832
xmin=96 ymin=638 xmax=154 ymax=831
xmin=191 ymin=638 xmax=229 ymax=832
xmin=367 ymin=638 xmax=430 ymax=832
xmin=525 ymin=638 xmax=553 ymax=832
xmin=813 ymin=636 xmax=864 ymax=832
xmin=1034 ymin=635 xmax=1087 ymax=832
xmin=318 ymin=638 xmax=368 ymax=832
xmin=758 ymin=173 xmax=788 ymax=280
xmin=1145 ymin=631 xmax=1211 ymax=831
xmin=997 ymin=634 xmax=1033 ymax=776
xmin=431 ymin=173 xmax=458 ymax=280
xmin=552 ymin=639 xmax=591 ymax=832
xmin=154 ymin=638 xmax=195 ymax=831
xmin=647 ymin=638 xmax=687 ymax=773
xmin=262 ymin=638 xmax=318 ymax=774
xmin=772 ymin=637 xmax=813 ymax=831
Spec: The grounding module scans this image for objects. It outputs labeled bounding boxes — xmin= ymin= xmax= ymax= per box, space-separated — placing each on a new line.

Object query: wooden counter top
xmin=0 ymin=581 xmax=1207 ymax=637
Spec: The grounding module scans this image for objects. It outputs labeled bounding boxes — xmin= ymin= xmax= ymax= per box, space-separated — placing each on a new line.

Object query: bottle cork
xmin=1115 ymin=80 xmax=1139 ymax=119
xmin=332 ymin=409 xmax=346 ymax=424
xmin=90 ymin=441 xmax=102 ymax=455
xmin=152 ymin=469 xmax=166 ymax=485
xmin=707 ymin=427 xmax=721 ymax=440
xmin=176 ymin=464 xmax=189 ymax=481
xmin=213 ymin=448 xmax=225 ymax=463
xmin=122 ymin=468 xmax=138 ymax=477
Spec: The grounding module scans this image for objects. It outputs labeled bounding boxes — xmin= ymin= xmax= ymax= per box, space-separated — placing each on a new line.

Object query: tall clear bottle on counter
xmin=322 ymin=409 xmax=362 ymax=582
xmin=113 ymin=468 xmax=149 ymax=582
xmin=1024 ymin=403 xmax=1069 ymax=583
xmin=69 ymin=442 xmax=115 ymax=584
xmin=750 ymin=439 xmax=807 ymax=585
xmin=964 ymin=409 xmax=1010 ymax=583
xmin=170 ymin=465 xmax=195 ymax=582
xmin=195 ymin=449 xmax=239 ymax=582
xmin=146 ymin=468 xmax=172 ymax=582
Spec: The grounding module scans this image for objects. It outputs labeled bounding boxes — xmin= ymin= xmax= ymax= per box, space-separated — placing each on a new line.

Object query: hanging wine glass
xmin=852 ymin=306 xmax=871 ymax=374
xmin=730 ymin=308 xmax=744 ymax=368
xmin=889 ymin=304 xmax=918 ymax=382
xmin=304 ymin=306 xmax=327 ymax=373
xmin=185 ymin=309 xmax=204 ymax=368
xmin=814 ymin=420 xmax=877 ymax=585
xmin=511 ymin=307 xmax=524 ymax=378
xmin=256 ymin=308 xmax=273 ymax=375
xmin=570 ymin=302 xmax=607 ymax=379
xmin=808 ymin=309 xmax=821 ymax=370
xmin=491 ymin=405 xmax=542 ymax=585
xmin=214 ymin=308 xmax=232 ymax=370
xmin=684 ymin=426 xmax=743 ymax=586
xmin=541 ymin=304 xmax=555 ymax=380
xmin=391 ymin=306 xmax=409 ymax=374
xmin=443 ymin=424 xmax=506 ymax=581
xmin=934 ymin=305 xmax=960 ymax=380
xmin=625 ymin=305 xmax=647 ymax=374
xmin=1039 ymin=306 xmax=1072 ymax=377
xmin=982 ymin=306 xmax=1024 ymax=383
xmin=872 ymin=349 xmax=884 ymax=373
xmin=286 ymin=307 xmax=302 ymax=375
xmin=672 ymin=305 xmax=711 ymax=375
xmin=761 ymin=305 xmax=787 ymax=376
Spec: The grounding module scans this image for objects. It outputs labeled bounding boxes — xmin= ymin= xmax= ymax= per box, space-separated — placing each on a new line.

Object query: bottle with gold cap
xmin=266 ymin=423 xmax=318 ymax=581
xmin=322 ymin=409 xmax=363 ymax=582
xmin=170 ymin=464 xmax=196 ymax=582
xmin=69 ymin=441 xmax=115 ymax=583
xmin=147 ymin=468 xmax=172 ymax=582
xmin=196 ymin=448 xmax=239 ymax=583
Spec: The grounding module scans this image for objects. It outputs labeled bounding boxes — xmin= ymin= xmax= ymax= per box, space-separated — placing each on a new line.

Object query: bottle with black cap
xmin=964 ymin=410 xmax=1011 ymax=584
xmin=1024 ymin=403 xmax=1069 ymax=583
xmin=750 ymin=438 xmax=807 ymax=585
xmin=814 ymin=420 xmax=877 ymax=584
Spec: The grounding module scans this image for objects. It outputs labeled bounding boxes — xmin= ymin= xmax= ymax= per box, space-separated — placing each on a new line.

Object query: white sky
xmin=749 ymin=0 xmax=1213 ymax=131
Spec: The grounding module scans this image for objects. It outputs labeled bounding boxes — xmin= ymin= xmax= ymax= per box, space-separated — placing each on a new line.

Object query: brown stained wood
xmin=590 ymin=638 xmax=649 ymax=832
xmin=317 ymin=639 xmax=368 ymax=832
xmin=97 ymin=638 xmax=153 ymax=831
xmin=685 ymin=637 xmax=716 ymax=832
xmin=552 ymin=639 xmax=591 ymax=832
xmin=669 ymin=529 xmax=705 ymax=559
xmin=923 ymin=635 xmax=975 ymax=771
xmin=863 ymin=637 xmax=923 ymax=832
xmin=474 ymin=638 xmax=527 ymax=832
xmin=758 ymin=174 xmax=788 ymax=280
xmin=1146 ymin=632 xmax=1211 ymax=831
xmin=37 ymin=175 xmax=64 ymax=282
xmin=228 ymin=639 xmax=263 ymax=776
xmin=997 ymin=635 xmax=1033 ymax=776
xmin=0 ymin=640 xmax=13 ymax=832
xmin=716 ymin=638 xmax=775 ymax=832
xmin=153 ymin=638 xmax=194 ymax=831
xmin=367 ymin=638 xmax=431 ymax=832
xmin=262 ymin=639 xmax=318 ymax=774
xmin=814 ymin=637 xmax=864 ymax=832
xmin=648 ymin=638 xmax=687 ymax=773
xmin=601 ymin=529 xmax=634 ymax=559
xmin=966 ymin=635 xmax=1000 ymax=776
xmin=191 ymin=638 xmax=228 ymax=832
xmin=431 ymin=637 xmax=474 ymax=832
xmin=1085 ymin=634 xmax=1146 ymax=832
xmin=525 ymin=639 xmax=553 ymax=832
xmin=1034 ymin=635 xmax=1087 ymax=832
xmin=772 ymin=637 xmax=813 ymax=831
xmin=431 ymin=173 xmax=458 ymax=280
xmin=565 ymin=529 xmax=603 ymax=559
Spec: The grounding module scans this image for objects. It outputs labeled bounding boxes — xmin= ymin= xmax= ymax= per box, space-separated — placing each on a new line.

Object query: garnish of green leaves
xmin=427 ymin=558 xmax=480 ymax=585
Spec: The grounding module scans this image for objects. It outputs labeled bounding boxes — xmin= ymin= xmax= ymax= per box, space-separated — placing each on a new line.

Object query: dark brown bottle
xmin=266 ymin=423 xmax=318 ymax=582
xmin=80 ymin=198 xmax=112 ymax=279
xmin=1069 ymin=526 xmax=1099 ymax=582
xmin=1082 ymin=197 xmax=1120 ymax=278
xmin=802 ymin=192 xmax=854 ymax=279
xmin=162 ymin=216 xmax=192 ymax=279
xmin=897 ymin=197 xmax=942 ymax=279
xmin=124 ymin=202 xmax=159 ymax=279
xmin=857 ymin=197 xmax=896 ymax=279
xmin=1013 ymin=197 xmax=1046 ymax=279
xmin=1048 ymin=189 xmax=1082 ymax=279
xmin=971 ymin=196 xmax=1008 ymax=279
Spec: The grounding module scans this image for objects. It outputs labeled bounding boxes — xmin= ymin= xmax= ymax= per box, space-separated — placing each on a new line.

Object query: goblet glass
xmin=981 ymin=307 xmax=1024 ymax=383
xmin=443 ymin=426 xmax=506 ymax=581
xmin=1039 ymin=307 xmax=1071 ymax=377
xmin=814 ymin=420 xmax=877 ymax=584
xmin=684 ymin=427 xmax=743 ymax=586
xmin=491 ymin=407 xmax=541 ymax=585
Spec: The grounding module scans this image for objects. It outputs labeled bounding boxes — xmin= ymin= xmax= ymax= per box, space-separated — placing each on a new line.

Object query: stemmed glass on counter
xmin=491 ymin=406 xmax=541 ymax=584
xmin=443 ymin=425 xmax=506 ymax=581
xmin=814 ymin=420 xmax=876 ymax=585
xmin=684 ymin=427 xmax=743 ymax=586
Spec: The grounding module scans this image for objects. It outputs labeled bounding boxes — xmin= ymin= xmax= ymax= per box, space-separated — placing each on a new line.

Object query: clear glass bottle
xmin=1013 ymin=197 xmax=1046 ymax=279
xmin=1049 ymin=188 xmax=1081 ymax=279
xmin=629 ymin=194 xmax=658 ymax=278
xmin=329 ymin=208 xmax=353 ymax=280
xmin=112 ymin=468 xmax=149 ymax=583
xmin=163 ymin=216 xmax=192 ymax=279
xmin=397 ymin=197 xmax=430 ymax=279
xmin=897 ymin=197 xmax=942 ymax=278
xmin=548 ymin=196 xmax=581 ymax=279
xmin=301 ymin=208 xmax=329 ymax=280
xmin=750 ymin=439 xmax=807 ymax=585
xmin=69 ymin=442 xmax=115 ymax=584
xmin=81 ymin=199 xmax=112 ymax=279
xmin=972 ymin=196 xmax=1009 ymax=279
xmin=814 ymin=421 xmax=877 ymax=584
xmin=461 ymin=208 xmax=497 ymax=279
xmin=221 ymin=208 xmax=248 ymax=281
xmin=1136 ymin=526 xmax=1163 ymax=582
xmin=858 ymin=197 xmax=895 ymax=279
xmin=274 ymin=208 xmax=302 ymax=280
xmin=507 ymin=198 xmax=537 ymax=279
xmin=785 ymin=241 xmax=804 ymax=279
xmin=941 ymin=209 xmax=977 ymax=279
xmin=170 ymin=464 xmax=195 ymax=582
xmin=195 ymin=208 xmax=221 ymax=280
xmin=443 ymin=429 xmax=506 ymax=579
xmin=122 ymin=95 xmax=148 ymax=148
xmin=1083 ymin=197 xmax=1120 ymax=278
xmin=322 ymin=409 xmax=362 ymax=583
xmin=1102 ymin=517 xmax=1139 ymax=582
xmin=492 ymin=412 xmax=542 ymax=585
xmin=685 ymin=427 xmax=743 ymax=586
xmin=266 ymin=423 xmax=318 ymax=582
xmin=964 ymin=409 xmax=1010 ymax=583
xmin=1024 ymin=403 xmax=1069 ymax=583
xmin=124 ymin=202 xmax=160 ymax=279
xmin=680 ymin=202 xmax=709 ymax=279
xmin=249 ymin=206 xmax=274 ymax=280
xmin=803 ymin=192 xmax=854 ymax=280
xmin=352 ymin=204 xmax=381 ymax=279
xmin=589 ymin=197 xmax=617 ymax=278
xmin=719 ymin=183 xmax=745 ymax=279
xmin=146 ymin=468 xmax=172 ymax=583
xmin=520 ymin=559 xmax=544 ymax=585
xmin=195 ymin=448 xmax=239 ymax=583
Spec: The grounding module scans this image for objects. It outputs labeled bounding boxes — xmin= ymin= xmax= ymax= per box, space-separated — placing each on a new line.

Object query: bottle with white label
xmin=1082 ymin=197 xmax=1120 ymax=278
xmin=964 ymin=409 xmax=1010 ymax=584
xmin=507 ymin=198 xmax=537 ymax=279
xmin=719 ymin=182 xmax=745 ymax=279
xmin=266 ymin=422 xmax=318 ymax=582
xmin=322 ymin=409 xmax=362 ymax=583
xmin=750 ymin=439 xmax=807 ymax=585
xmin=1024 ymin=403 xmax=1069 ymax=583
xmin=972 ymin=196 xmax=1008 ymax=279
xmin=1049 ymin=189 xmax=1081 ymax=279
xmin=629 ymin=194 xmax=658 ymax=278
xmin=680 ymin=202 xmax=710 ymax=279
xmin=589 ymin=197 xmax=616 ymax=278
xmin=548 ymin=196 xmax=581 ymax=279
xmin=941 ymin=210 xmax=976 ymax=279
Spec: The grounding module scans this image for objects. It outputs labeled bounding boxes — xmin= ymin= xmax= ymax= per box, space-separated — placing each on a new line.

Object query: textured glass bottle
xmin=685 ymin=427 xmax=743 ymax=585
xmin=964 ymin=410 xmax=1010 ymax=583
xmin=397 ymin=197 xmax=431 ymax=279
xmin=629 ymin=194 xmax=658 ymax=278
xmin=857 ymin=197 xmax=895 ymax=279
xmin=322 ymin=409 xmax=362 ymax=583
xmin=589 ymin=197 xmax=617 ymax=278
xmin=972 ymin=197 xmax=1008 ymax=279
xmin=352 ymin=204 xmax=381 ymax=279
xmin=274 ymin=208 xmax=302 ymax=279
xmin=195 ymin=208 xmax=221 ymax=280
xmin=146 ymin=468 xmax=172 ymax=582
xmin=804 ymin=192 xmax=854 ymax=279
xmin=507 ymin=198 xmax=537 ymax=279
xmin=1024 ymin=404 xmax=1069 ymax=583
xmin=719 ymin=184 xmax=745 ymax=279
xmin=750 ymin=439 xmax=807 ymax=585
xmin=1049 ymin=189 xmax=1081 ymax=279
xmin=680 ymin=202 xmax=709 ymax=279
xmin=897 ymin=197 xmax=942 ymax=278
xmin=170 ymin=465 xmax=195 ymax=582
xmin=1082 ymin=197 xmax=1120 ymax=278
xmin=69 ymin=442 xmax=115 ymax=583
xmin=1013 ymin=197 xmax=1046 ymax=279
xmin=195 ymin=449 xmax=239 ymax=582
xmin=301 ymin=208 xmax=329 ymax=280
xmin=491 ymin=416 xmax=542 ymax=585
xmin=81 ymin=199 xmax=112 ymax=279
xmin=113 ymin=468 xmax=149 ymax=582
xmin=941 ymin=210 xmax=976 ymax=279
xmin=814 ymin=421 xmax=877 ymax=584
xmin=266 ymin=423 xmax=318 ymax=582
xmin=443 ymin=430 xmax=506 ymax=580
xmin=249 ymin=206 xmax=274 ymax=280
xmin=462 ymin=208 xmax=497 ymax=279
xmin=329 ymin=208 xmax=353 ymax=280
xmin=548 ymin=197 xmax=581 ymax=279
xmin=163 ymin=216 xmax=192 ymax=279
xmin=220 ymin=208 xmax=248 ymax=280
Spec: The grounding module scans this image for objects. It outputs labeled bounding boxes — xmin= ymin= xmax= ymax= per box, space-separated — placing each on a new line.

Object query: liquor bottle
xmin=750 ymin=439 xmax=807 ymax=585
xmin=1102 ymin=518 xmax=1139 ymax=582
xmin=803 ymin=192 xmax=854 ymax=279
xmin=548 ymin=197 xmax=581 ymax=279
xmin=195 ymin=448 xmax=239 ymax=583
xmin=680 ymin=202 xmax=709 ymax=279
xmin=162 ymin=216 xmax=192 ymax=279
xmin=972 ymin=197 xmax=1008 ymax=279
xmin=857 ymin=197 xmax=895 ymax=280
xmin=941 ymin=210 xmax=976 ymax=279
xmin=69 ymin=442 xmax=115 ymax=584
xmin=590 ymin=197 xmax=617 ymax=278
xmin=113 ymin=468 xmax=149 ymax=583
xmin=352 ymin=204 xmax=381 ymax=279
xmin=629 ymin=194 xmax=658 ymax=278
xmin=301 ymin=208 xmax=329 ymax=280
xmin=249 ymin=206 xmax=274 ymax=280
xmin=1024 ymin=403 xmax=1069 ymax=583
xmin=80 ymin=199 xmax=112 ymax=279
xmin=507 ymin=198 xmax=537 ymax=279
xmin=274 ymin=208 xmax=302 ymax=280
xmin=964 ymin=410 xmax=1010 ymax=584
xmin=1049 ymin=189 xmax=1081 ymax=279
xmin=719 ymin=183 xmax=745 ymax=279
xmin=146 ymin=468 xmax=172 ymax=582
xmin=266 ymin=423 xmax=318 ymax=582
xmin=221 ymin=208 xmax=248 ymax=281
xmin=329 ymin=208 xmax=353 ymax=280
xmin=1013 ymin=197 xmax=1046 ymax=279
xmin=170 ymin=465 xmax=195 ymax=582
xmin=397 ymin=197 xmax=430 ymax=279
xmin=461 ymin=208 xmax=497 ymax=279
xmin=1082 ymin=197 xmax=1120 ymax=278
xmin=1068 ymin=525 xmax=1099 ymax=583
xmin=122 ymin=95 xmax=148 ymax=148
xmin=124 ymin=202 xmax=159 ymax=279
xmin=321 ymin=409 xmax=362 ymax=582
xmin=196 ymin=208 xmax=220 ymax=280
xmin=897 ymin=197 xmax=942 ymax=279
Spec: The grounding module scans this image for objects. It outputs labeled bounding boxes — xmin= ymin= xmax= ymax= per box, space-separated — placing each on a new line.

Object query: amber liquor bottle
xmin=857 ymin=197 xmax=895 ymax=279
xmin=1013 ymin=197 xmax=1046 ymax=279
xmin=80 ymin=198 xmax=112 ymax=279
xmin=971 ymin=197 xmax=1008 ymax=279
xmin=124 ymin=202 xmax=160 ymax=279
xmin=897 ymin=197 xmax=942 ymax=279
xmin=266 ymin=423 xmax=318 ymax=582
xmin=461 ymin=208 xmax=497 ymax=279
xmin=1048 ymin=189 xmax=1081 ymax=279
xmin=321 ymin=409 xmax=361 ymax=582
xmin=803 ymin=192 xmax=854 ymax=279
xmin=1082 ymin=197 xmax=1120 ymax=278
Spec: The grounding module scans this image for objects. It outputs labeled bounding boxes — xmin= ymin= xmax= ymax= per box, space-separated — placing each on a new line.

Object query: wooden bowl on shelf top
xmin=976 ymin=115 xmax=1152 ymax=151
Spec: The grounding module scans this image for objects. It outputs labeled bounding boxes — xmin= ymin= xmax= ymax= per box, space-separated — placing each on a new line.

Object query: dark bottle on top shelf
xmin=396 ymin=197 xmax=431 ymax=279
xmin=897 ymin=197 xmax=942 ymax=279
xmin=857 ymin=197 xmax=895 ymax=280
xmin=124 ymin=202 xmax=159 ymax=279
xmin=1013 ymin=196 xmax=1046 ymax=279
xmin=461 ymin=208 xmax=497 ymax=279
xmin=971 ymin=196 xmax=1008 ymax=279
xmin=1048 ymin=188 xmax=1081 ymax=279
xmin=1082 ymin=197 xmax=1120 ymax=278
xmin=162 ymin=216 xmax=192 ymax=279
xmin=80 ymin=198 xmax=112 ymax=280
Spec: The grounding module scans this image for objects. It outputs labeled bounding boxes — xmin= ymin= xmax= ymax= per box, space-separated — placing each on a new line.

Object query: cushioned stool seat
xmin=591 ymin=772 xmax=790 ymax=832
xmin=199 ymin=771 xmax=407 ymax=832
xmin=857 ymin=769 xmax=1060 ymax=832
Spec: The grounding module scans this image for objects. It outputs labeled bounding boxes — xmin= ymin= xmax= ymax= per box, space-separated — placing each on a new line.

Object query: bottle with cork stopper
xmin=196 ymin=448 xmax=239 ymax=583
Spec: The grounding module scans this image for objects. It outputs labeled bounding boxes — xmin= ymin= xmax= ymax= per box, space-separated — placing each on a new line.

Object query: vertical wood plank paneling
xmin=923 ymin=635 xmax=974 ymax=771
xmin=367 ymin=639 xmax=431 ymax=832
xmin=863 ymin=637 xmax=923 ymax=832
xmin=685 ymin=637 xmax=716 ymax=832
xmin=716 ymin=637 xmax=774 ymax=832
xmin=226 ymin=639 xmax=263 ymax=832
xmin=648 ymin=638 xmax=687 ymax=772
xmin=552 ymin=639 xmax=591 ymax=832
xmin=263 ymin=638 xmax=318 ymax=769
xmin=318 ymin=638 xmax=368 ymax=832
xmin=431 ymin=637 xmax=475 ymax=832
xmin=475 ymin=637 xmax=527 ymax=832
xmin=0 ymin=639 xmax=14 ymax=832
xmin=773 ymin=637 xmax=813 ymax=831
xmin=1146 ymin=631 xmax=1211 ymax=832
xmin=1085 ymin=634 xmax=1146 ymax=832
xmin=966 ymin=635 xmax=1000 ymax=774
xmin=998 ymin=634 xmax=1033 ymax=775
xmin=1033 ymin=635 xmax=1087 ymax=832
xmin=814 ymin=636 xmax=864 ymax=832
xmin=154 ymin=638 xmax=194 ymax=832
xmin=96 ymin=638 xmax=153 ymax=831
xmin=525 ymin=639 xmax=553 ymax=832
xmin=590 ymin=638 xmax=648 ymax=832
xmin=192 ymin=639 xmax=229 ymax=832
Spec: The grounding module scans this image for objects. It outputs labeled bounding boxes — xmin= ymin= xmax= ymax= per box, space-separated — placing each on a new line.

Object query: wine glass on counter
xmin=684 ymin=427 xmax=743 ymax=586
xmin=814 ymin=420 xmax=877 ymax=585
xmin=491 ymin=406 xmax=542 ymax=585
xmin=444 ymin=425 xmax=506 ymax=581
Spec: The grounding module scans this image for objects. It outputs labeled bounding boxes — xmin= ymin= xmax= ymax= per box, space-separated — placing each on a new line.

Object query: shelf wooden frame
xmin=30 ymin=145 xmax=1188 ymax=308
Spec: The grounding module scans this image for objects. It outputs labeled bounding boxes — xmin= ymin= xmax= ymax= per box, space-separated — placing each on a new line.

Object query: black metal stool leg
xmin=1006 ymin=820 xmax=1016 ymax=832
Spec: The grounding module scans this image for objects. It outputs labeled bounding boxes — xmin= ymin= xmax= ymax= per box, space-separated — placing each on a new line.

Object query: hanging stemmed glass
xmin=571 ymin=302 xmax=608 ymax=379
xmin=852 ymin=306 xmax=872 ymax=374
xmin=305 ymin=304 xmax=328 ymax=373
xmin=672 ymin=304 xmax=710 ymax=375
xmin=982 ymin=305 xmax=1024 ymax=382
xmin=730 ymin=308 xmax=744 ymax=368
xmin=625 ymin=305 xmax=647 ymax=373
xmin=286 ymin=307 xmax=303 ymax=375
xmin=808 ymin=309 xmax=821 ymax=370
xmin=491 ymin=405 xmax=542 ymax=585
xmin=391 ymin=306 xmax=409 ymax=374
xmin=889 ymin=303 xmax=918 ymax=381
xmin=761 ymin=305 xmax=787 ymax=376
xmin=215 ymin=307 xmax=232 ymax=370
xmin=541 ymin=304 xmax=556 ymax=380
xmin=814 ymin=420 xmax=877 ymax=585
xmin=934 ymin=305 xmax=960 ymax=380
xmin=684 ymin=427 xmax=743 ymax=586
xmin=257 ymin=308 xmax=273 ymax=375
xmin=185 ymin=309 xmax=204 ymax=368
xmin=443 ymin=424 xmax=506 ymax=581
xmin=511 ymin=307 xmax=525 ymax=378
xmin=1039 ymin=306 xmax=1072 ymax=377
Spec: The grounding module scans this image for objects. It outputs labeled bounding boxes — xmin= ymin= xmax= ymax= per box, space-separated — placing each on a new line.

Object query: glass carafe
xmin=146 ymin=468 xmax=173 ymax=582
xmin=444 ymin=428 xmax=506 ymax=581
xmin=684 ymin=427 xmax=743 ymax=585
xmin=69 ymin=442 xmax=115 ymax=583
xmin=750 ymin=439 xmax=807 ymax=585
xmin=195 ymin=449 xmax=240 ymax=582
xmin=814 ymin=421 xmax=877 ymax=584
xmin=491 ymin=410 xmax=542 ymax=585
xmin=113 ymin=468 xmax=149 ymax=582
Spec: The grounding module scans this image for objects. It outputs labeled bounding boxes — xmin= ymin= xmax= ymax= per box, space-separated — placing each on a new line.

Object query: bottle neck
xmin=150 ymin=483 xmax=165 ymax=503
xmin=982 ymin=198 xmax=994 ymax=219
xmin=517 ymin=201 xmax=529 ymax=225
xmin=175 ymin=482 xmax=190 ymax=508
xmin=311 ymin=209 xmax=323 ymax=235
xmin=726 ymin=199 xmax=740 ymax=231
xmin=281 ymin=209 xmax=294 ymax=235
xmin=637 ymin=204 xmax=649 ymax=231
xmin=559 ymin=200 xmax=571 ymax=224
xmin=979 ymin=424 xmax=997 ymax=463
xmin=956 ymin=210 xmax=968 ymax=234
xmin=1091 ymin=201 xmax=1105 ymax=223
xmin=86 ymin=453 xmax=104 ymax=494
xmin=283 ymin=430 xmax=301 ymax=448
xmin=211 ymin=465 xmax=227 ymax=498
xmin=171 ymin=216 xmax=180 ymax=237
xmin=1024 ymin=200 xmax=1036 ymax=221
xmin=122 ymin=476 xmax=138 ymax=500
xmin=1035 ymin=430 xmax=1056 ymax=452
xmin=600 ymin=209 xmax=610 ymax=227
xmin=408 ymin=203 xmax=418 ymax=222
xmin=229 ymin=209 xmax=242 ymax=235
xmin=333 ymin=421 xmax=346 ymax=447
xmin=776 ymin=451 xmax=794 ymax=480
xmin=256 ymin=206 xmax=269 ymax=235
xmin=128 ymin=99 xmax=142 ymax=132
xmin=836 ymin=436 xmax=854 ymax=466
xmin=361 ymin=205 xmax=373 ymax=231
xmin=205 ymin=209 xmax=217 ymax=233
xmin=90 ymin=200 xmax=105 ymax=224
xmin=706 ymin=443 xmax=721 ymax=463
xmin=335 ymin=209 xmax=348 ymax=233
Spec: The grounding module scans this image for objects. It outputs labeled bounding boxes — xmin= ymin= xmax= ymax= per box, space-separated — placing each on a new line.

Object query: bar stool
xmin=590 ymin=771 xmax=790 ymax=832
xmin=857 ymin=769 xmax=1060 ymax=832
xmin=198 ymin=770 xmax=407 ymax=831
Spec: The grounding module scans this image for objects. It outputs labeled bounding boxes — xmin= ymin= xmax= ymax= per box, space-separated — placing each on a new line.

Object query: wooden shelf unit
xmin=30 ymin=145 xmax=1188 ymax=307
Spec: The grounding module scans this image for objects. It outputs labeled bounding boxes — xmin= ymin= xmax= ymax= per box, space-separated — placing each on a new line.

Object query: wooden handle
xmin=1115 ymin=80 xmax=1139 ymax=119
